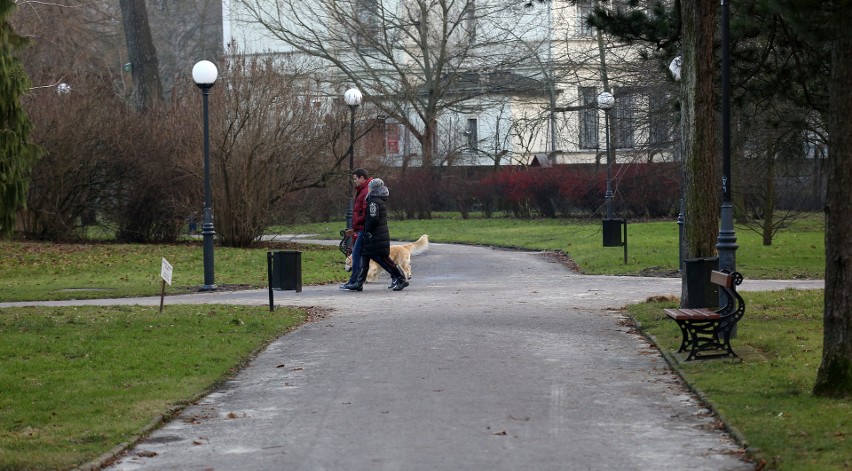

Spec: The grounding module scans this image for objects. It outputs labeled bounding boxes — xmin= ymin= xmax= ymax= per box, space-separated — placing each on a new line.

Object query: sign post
xmin=160 ymin=258 xmax=173 ymax=312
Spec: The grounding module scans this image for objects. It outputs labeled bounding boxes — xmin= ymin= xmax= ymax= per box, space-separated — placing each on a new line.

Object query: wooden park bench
xmin=664 ymin=270 xmax=745 ymax=361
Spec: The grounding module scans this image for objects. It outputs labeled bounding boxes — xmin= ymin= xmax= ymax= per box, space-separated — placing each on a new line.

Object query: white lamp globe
xmin=344 ymin=88 xmax=362 ymax=107
xmin=597 ymin=91 xmax=614 ymax=110
xmin=669 ymin=56 xmax=682 ymax=82
xmin=192 ymin=60 xmax=218 ymax=86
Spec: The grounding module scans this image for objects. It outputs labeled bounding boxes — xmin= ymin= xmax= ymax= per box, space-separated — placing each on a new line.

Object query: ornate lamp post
xmin=717 ymin=0 xmax=738 ymax=273
xmin=669 ymin=56 xmax=685 ymax=272
xmin=192 ymin=60 xmax=218 ymax=291
xmin=343 ymin=87 xmax=362 ymax=230
xmin=597 ymin=91 xmax=615 ymax=220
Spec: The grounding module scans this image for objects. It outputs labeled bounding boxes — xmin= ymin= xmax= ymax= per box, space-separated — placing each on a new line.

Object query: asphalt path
xmin=7 ymin=241 xmax=820 ymax=471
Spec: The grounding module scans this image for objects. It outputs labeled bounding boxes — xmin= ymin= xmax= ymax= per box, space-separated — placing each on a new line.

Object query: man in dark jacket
xmin=343 ymin=178 xmax=409 ymax=291
xmin=341 ymin=168 xmax=372 ymax=289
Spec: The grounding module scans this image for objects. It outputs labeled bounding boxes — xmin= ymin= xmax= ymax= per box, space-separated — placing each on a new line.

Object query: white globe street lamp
xmin=669 ymin=56 xmax=682 ymax=82
xmin=343 ymin=88 xmax=362 ymax=232
xmin=193 ymin=60 xmax=218 ymax=291
xmin=669 ymin=55 xmax=685 ymax=272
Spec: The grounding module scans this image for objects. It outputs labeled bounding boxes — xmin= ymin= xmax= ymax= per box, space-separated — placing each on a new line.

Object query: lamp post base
xmin=717 ymin=201 xmax=738 ymax=273
xmin=202 ymin=219 xmax=216 ymax=290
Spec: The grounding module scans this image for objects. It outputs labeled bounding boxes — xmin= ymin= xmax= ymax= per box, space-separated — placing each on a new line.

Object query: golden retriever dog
xmin=345 ymin=234 xmax=429 ymax=283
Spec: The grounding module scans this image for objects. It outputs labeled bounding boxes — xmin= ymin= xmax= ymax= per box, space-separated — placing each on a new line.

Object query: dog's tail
xmin=406 ymin=234 xmax=429 ymax=256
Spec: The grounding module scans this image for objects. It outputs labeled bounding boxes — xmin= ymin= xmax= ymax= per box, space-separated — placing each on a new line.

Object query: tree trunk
xmin=120 ymin=0 xmax=163 ymax=111
xmin=814 ymin=4 xmax=852 ymax=397
xmin=761 ymin=151 xmax=775 ymax=246
xmin=679 ymin=0 xmax=720 ymax=304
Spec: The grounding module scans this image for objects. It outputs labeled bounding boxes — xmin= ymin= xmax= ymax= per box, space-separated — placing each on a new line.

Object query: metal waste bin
xmin=602 ymin=218 xmax=624 ymax=247
xmin=684 ymin=257 xmax=718 ymax=308
xmin=270 ymin=250 xmax=302 ymax=292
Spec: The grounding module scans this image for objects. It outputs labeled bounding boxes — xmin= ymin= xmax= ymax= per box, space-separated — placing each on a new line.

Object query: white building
xmin=222 ymin=0 xmax=676 ymax=167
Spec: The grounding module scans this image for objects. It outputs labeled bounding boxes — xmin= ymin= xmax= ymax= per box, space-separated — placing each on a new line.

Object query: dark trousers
xmin=346 ymin=231 xmax=364 ymax=284
xmin=355 ymin=253 xmax=404 ymax=284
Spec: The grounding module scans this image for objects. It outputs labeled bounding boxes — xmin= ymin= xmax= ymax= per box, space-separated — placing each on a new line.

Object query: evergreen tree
xmin=0 ymin=0 xmax=42 ymax=237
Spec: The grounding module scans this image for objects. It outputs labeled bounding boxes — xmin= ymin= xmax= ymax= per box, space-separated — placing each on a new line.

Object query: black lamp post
xmin=597 ymin=91 xmax=615 ymax=219
xmin=343 ymin=87 xmax=362 ymax=230
xmin=717 ymin=0 xmax=738 ymax=273
xmin=669 ymin=56 xmax=685 ymax=272
xmin=192 ymin=60 xmax=218 ymax=291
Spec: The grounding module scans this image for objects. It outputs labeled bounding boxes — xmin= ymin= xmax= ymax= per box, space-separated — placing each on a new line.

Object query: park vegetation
xmin=0 ymin=219 xmax=846 ymax=470
xmin=0 ymin=0 xmax=848 ymax=438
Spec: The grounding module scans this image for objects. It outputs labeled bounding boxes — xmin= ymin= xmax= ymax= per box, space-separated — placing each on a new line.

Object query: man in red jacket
xmin=341 ymin=168 xmax=372 ymax=289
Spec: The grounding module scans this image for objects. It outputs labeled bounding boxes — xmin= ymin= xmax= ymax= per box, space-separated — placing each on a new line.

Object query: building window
xmin=648 ymin=92 xmax=673 ymax=149
xmin=466 ymin=118 xmax=478 ymax=149
xmin=356 ymin=0 xmax=380 ymax=47
xmin=577 ymin=1 xmax=595 ymax=37
xmin=613 ymin=90 xmax=634 ymax=149
xmin=579 ymin=87 xmax=598 ymax=149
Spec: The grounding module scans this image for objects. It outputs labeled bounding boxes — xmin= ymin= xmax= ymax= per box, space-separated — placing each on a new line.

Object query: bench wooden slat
xmin=709 ymin=270 xmax=733 ymax=288
xmin=664 ymin=308 xmax=721 ymax=321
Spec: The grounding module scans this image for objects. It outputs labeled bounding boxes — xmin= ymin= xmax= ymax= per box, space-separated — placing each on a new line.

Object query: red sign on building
xmin=386 ymin=124 xmax=399 ymax=154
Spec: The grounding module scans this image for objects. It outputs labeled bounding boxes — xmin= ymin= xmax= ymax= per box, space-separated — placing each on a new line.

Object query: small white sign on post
xmin=159 ymin=258 xmax=173 ymax=313
xmin=160 ymin=258 xmax=173 ymax=285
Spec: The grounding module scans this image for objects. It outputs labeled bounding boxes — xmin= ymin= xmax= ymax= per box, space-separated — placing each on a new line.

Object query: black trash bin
xmin=271 ymin=250 xmax=302 ymax=292
xmin=602 ymin=218 xmax=624 ymax=247
xmin=684 ymin=257 xmax=718 ymax=308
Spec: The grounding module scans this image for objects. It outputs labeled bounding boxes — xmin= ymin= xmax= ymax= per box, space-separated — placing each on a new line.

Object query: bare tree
xmin=734 ymin=100 xmax=821 ymax=245
xmin=146 ymin=0 xmax=223 ymax=99
xmin=120 ymin=0 xmax=163 ymax=110
xmin=20 ymin=74 xmax=201 ymax=242
xmin=14 ymin=1 xmax=200 ymax=242
xmin=207 ymin=50 xmax=349 ymax=247
xmin=232 ymin=0 xmax=545 ymax=170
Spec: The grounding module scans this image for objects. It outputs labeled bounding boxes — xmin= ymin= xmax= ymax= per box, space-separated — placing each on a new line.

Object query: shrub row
xmin=381 ymin=163 xmax=682 ymax=220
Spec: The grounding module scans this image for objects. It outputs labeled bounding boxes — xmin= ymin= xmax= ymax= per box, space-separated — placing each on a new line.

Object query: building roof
xmin=441 ymin=70 xmax=557 ymax=98
xmin=530 ymin=153 xmax=553 ymax=167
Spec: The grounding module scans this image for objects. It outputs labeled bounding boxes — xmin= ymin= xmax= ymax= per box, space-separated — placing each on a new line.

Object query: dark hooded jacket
xmin=361 ymin=183 xmax=391 ymax=257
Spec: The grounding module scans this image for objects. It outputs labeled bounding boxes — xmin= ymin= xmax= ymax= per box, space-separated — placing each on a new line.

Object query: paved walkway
xmin=6 ymin=242 xmax=820 ymax=471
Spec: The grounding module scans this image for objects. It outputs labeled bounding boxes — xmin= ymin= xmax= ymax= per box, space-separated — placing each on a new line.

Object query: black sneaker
xmin=342 ymin=283 xmax=363 ymax=292
xmin=392 ymin=280 xmax=409 ymax=291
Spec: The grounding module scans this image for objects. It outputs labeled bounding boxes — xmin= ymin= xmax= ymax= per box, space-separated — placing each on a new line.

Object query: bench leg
xmin=675 ymin=321 xmax=690 ymax=353
xmin=716 ymin=326 xmax=739 ymax=359
xmin=682 ymin=320 xmax=740 ymax=361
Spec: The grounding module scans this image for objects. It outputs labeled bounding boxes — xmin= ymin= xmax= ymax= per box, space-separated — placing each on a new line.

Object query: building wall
xmin=222 ymin=0 xmax=677 ymax=167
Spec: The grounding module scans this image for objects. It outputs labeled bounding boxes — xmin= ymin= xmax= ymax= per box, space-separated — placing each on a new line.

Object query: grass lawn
xmin=628 ymin=290 xmax=849 ymax=471
xmin=0 ymin=241 xmax=346 ymax=303
xmin=0 ymin=304 xmax=305 ymax=470
xmin=277 ymin=212 xmax=825 ymax=279
xmin=0 ymin=214 xmax=840 ymax=470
